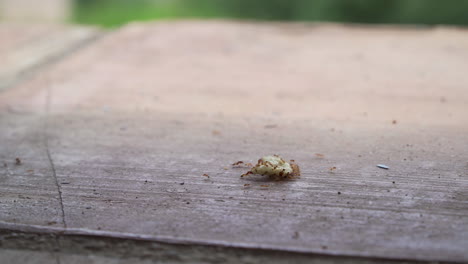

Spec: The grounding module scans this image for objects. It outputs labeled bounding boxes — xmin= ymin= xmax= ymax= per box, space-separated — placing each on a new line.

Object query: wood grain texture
xmin=0 ymin=228 xmax=427 ymax=264
xmin=0 ymin=21 xmax=467 ymax=262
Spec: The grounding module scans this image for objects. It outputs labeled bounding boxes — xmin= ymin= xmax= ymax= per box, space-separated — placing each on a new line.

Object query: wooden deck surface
xmin=0 ymin=23 xmax=99 ymax=91
xmin=0 ymin=21 xmax=467 ymax=263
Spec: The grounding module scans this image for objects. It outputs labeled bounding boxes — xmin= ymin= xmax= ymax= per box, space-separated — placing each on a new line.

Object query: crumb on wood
xmin=243 ymin=184 xmax=251 ymax=187
xmin=242 ymin=155 xmax=300 ymax=180
xmin=223 ymin=167 xmax=229 ymax=170
xmin=260 ymin=184 xmax=270 ymax=188
xmin=329 ymin=166 xmax=337 ymax=172
xmin=315 ymin=153 xmax=325 ymax=158
xmin=392 ymin=120 xmax=397 ymax=124
xmin=15 ymin=158 xmax=21 ymax=165
xmin=291 ymin=162 xmax=301 ymax=177
xmin=377 ymin=164 xmax=389 ymax=170
xmin=202 ymin=174 xmax=210 ymax=178
xmin=212 ymin=130 xmax=221 ymax=136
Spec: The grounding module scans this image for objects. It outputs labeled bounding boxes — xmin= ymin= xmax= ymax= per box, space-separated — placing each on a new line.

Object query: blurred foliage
xmin=74 ymin=0 xmax=468 ymax=27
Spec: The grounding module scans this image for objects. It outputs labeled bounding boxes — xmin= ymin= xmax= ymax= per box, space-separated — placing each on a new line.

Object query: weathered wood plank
xmin=0 ymin=23 xmax=100 ymax=91
xmin=0 ymin=21 xmax=467 ymax=262
xmin=0 ymin=227 xmax=425 ymax=264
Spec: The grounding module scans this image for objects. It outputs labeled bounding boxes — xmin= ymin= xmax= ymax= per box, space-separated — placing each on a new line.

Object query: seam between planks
xmin=44 ymin=80 xmax=67 ymax=229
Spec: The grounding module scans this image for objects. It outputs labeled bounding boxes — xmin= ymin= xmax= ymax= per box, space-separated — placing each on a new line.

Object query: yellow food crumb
xmin=252 ymin=155 xmax=293 ymax=175
xmin=242 ymin=155 xmax=300 ymax=180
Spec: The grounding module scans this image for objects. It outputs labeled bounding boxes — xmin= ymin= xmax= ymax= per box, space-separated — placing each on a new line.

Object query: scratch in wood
xmin=45 ymin=82 xmax=67 ymax=229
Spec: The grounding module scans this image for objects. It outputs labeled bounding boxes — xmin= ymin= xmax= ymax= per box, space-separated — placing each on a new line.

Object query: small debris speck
xmin=315 ymin=153 xmax=325 ymax=158
xmin=264 ymin=124 xmax=278 ymax=129
xmin=260 ymin=184 xmax=270 ymax=188
xmin=232 ymin=161 xmax=253 ymax=168
xmin=243 ymin=184 xmax=251 ymax=187
xmin=15 ymin=158 xmax=21 ymax=165
xmin=85 ymin=207 xmax=91 ymax=209
xmin=202 ymin=174 xmax=210 ymax=178
xmin=180 ymin=182 xmax=185 ymax=185
xmin=212 ymin=130 xmax=221 ymax=136
xmin=392 ymin=120 xmax=397 ymax=124
xmin=292 ymin=231 xmax=299 ymax=239
xmin=329 ymin=166 xmax=337 ymax=172
xmin=392 ymin=181 xmax=395 ymax=184
xmin=377 ymin=164 xmax=389 ymax=170
xmin=337 ymin=191 xmax=341 ymax=195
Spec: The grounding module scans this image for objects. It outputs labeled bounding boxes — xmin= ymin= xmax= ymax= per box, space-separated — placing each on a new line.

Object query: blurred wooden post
xmin=0 ymin=0 xmax=71 ymax=22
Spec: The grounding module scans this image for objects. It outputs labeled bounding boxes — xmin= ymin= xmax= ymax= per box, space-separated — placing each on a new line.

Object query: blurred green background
xmin=74 ymin=0 xmax=468 ymax=27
